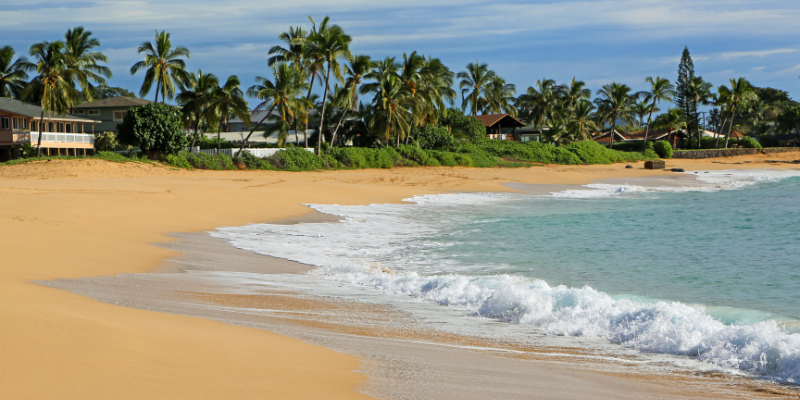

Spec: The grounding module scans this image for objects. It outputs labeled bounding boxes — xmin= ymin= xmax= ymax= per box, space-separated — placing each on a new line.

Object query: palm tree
xmin=0 ymin=46 xmax=35 ymax=98
xmin=568 ymin=100 xmax=598 ymax=141
xmin=305 ymin=16 xmax=352 ymax=154
xmin=640 ymin=76 xmax=676 ymax=143
xmin=688 ymin=76 xmax=713 ymax=147
xmin=654 ymin=108 xmax=687 ymax=148
xmin=483 ymin=76 xmax=517 ymax=116
xmin=372 ymin=75 xmax=412 ymax=146
xmin=63 ymin=27 xmax=112 ymax=102
xmin=177 ymin=70 xmax=218 ymax=149
xmin=268 ymin=26 xmax=307 ymax=71
xmin=541 ymin=122 xmax=570 ymax=146
xmin=239 ymin=63 xmax=309 ymax=154
xmin=594 ymin=82 xmax=636 ymax=148
xmin=712 ymin=88 xmax=732 ymax=147
xmin=418 ymin=56 xmax=456 ymax=125
xmin=633 ymin=97 xmax=653 ymax=126
xmin=23 ymin=41 xmax=81 ymax=157
xmin=517 ymin=78 xmax=561 ymax=129
xmin=561 ymin=78 xmax=591 ymax=110
xmin=720 ymin=77 xmax=756 ymax=148
xmin=130 ymin=30 xmax=190 ymax=103
xmin=747 ymin=98 xmax=773 ymax=126
xmin=457 ymin=61 xmax=495 ymax=116
xmin=330 ymin=54 xmax=371 ymax=146
xmin=209 ymin=75 xmax=250 ymax=153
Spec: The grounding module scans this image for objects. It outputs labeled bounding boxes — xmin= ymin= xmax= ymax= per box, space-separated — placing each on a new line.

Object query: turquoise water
xmin=212 ymin=170 xmax=800 ymax=383
xmin=423 ymin=176 xmax=800 ymax=325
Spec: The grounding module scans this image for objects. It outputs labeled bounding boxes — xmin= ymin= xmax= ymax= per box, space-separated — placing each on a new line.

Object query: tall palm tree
xmin=330 ymin=54 xmax=371 ymax=146
xmin=594 ymin=82 xmax=636 ymax=148
xmin=63 ymin=27 xmax=112 ymax=102
xmin=268 ymin=26 xmax=307 ymax=71
xmin=177 ymin=70 xmax=218 ymax=149
xmin=541 ymin=122 xmax=570 ymax=146
xmin=640 ymin=76 xmax=676 ymax=143
xmin=418 ymin=56 xmax=456 ymax=125
xmin=568 ymin=99 xmax=598 ymax=141
xmin=712 ymin=88 xmax=732 ymax=147
xmin=517 ymin=78 xmax=561 ymax=129
xmin=747 ymin=98 xmax=773 ymax=126
xmin=688 ymin=76 xmax=713 ymax=147
xmin=130 ymin=30 xmax=190 ymax=103
xmin=633 ymin=97 xmax=654 ymax=126
xmin=720 ymin=77 xmax=756 ymax=148
xmin=23 ymin=41 xmax=81 ymax=157
xmin=457 ymin=61 xmax=495 ymax=116
xmin=209 ymin=75 xmax=250 ymax=153
xmin=239 ymin=63 xmax=309 ymax=154
xmin=0 ymin=46 xmax=35 ymax=98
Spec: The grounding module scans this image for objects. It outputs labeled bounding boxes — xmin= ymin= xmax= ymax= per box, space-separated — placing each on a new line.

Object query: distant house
xmin=72 ymin=96 xmax=152 ymax=133
xmin=472 ymin=114 xmax=526 ymax=140
xmin=0 ymin=98 xmax=99 ymax=160
xmin=594 ymin=128 xmax=689 ymax=147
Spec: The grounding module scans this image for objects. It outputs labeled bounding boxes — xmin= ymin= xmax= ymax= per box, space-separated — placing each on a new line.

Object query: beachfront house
xmin=473 ymin=114 xmax=526 ymax=141
xmin=594 ymin=128 xmax=690 ymax=148
xmin=72 ymin=96 xmax=152 ymax=134
xmin=0 ymin=98 xmax=99 ymax=161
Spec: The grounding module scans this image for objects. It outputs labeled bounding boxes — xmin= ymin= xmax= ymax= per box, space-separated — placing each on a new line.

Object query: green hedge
xmin=653 ymin=141 xmax=673 ymax=158
xmin=269 ymin=148 xmax=325 ymax=171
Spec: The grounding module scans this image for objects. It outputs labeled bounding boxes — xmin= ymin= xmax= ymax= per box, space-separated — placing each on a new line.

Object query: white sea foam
xmin=211 ymin=185 xmax=800 ymax=384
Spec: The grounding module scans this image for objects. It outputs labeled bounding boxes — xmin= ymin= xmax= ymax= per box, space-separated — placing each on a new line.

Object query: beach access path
xmin=1 ymin=151 xmax=798 ymax=400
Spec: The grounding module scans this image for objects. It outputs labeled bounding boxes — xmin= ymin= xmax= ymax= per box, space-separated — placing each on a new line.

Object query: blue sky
xmin=2 ymin=0 xmax=800 ymax=109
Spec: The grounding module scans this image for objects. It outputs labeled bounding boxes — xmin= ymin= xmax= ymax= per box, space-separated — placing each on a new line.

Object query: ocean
xmin=211 ymin=169 xmax=800 ymax=385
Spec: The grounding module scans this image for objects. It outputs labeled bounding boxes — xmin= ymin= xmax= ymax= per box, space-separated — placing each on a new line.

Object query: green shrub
xmin=217 ymin=153 xmax=237 ymax=170
xmin=430 ymin=150 xmax=458 ymax=166
xmin=330 ymin=147 xmax=368 ymax=168
xmin=611 ymin=141 xmax=654 ymax=152
xmin=397 ymin=145 xmax=441 ymax=166
xmin=322 ymin=154 xmax=344 ymax=169
xmin=94 ymin=131 xmax=119 ymax=151
xmin=416 ymin=125 xmax=456 ymax=150
xmin=741 ymin=137 xmax=763 ymax=150
xmin=270 ymin=149 xmax=324 ymax=171
xmin=439 ymin=108 xmax=487 ymax=142
xmin=161 ymin=153 xmax=193 ymax=170
xmin=653 ymin=141 xmax=673 ymax=158
xmin=453 ymin=153 xmax=474 ymax=167
xmin=117 ymin=103 xmax=187 ymax=156
xmin=95 ymin=151 xmax=139 ymax=163
xmin=196 ymin=135 xmax=236 ymax=150
xmin=233 ymin=151 xmax=275 ymax=170
xmin=478 ymin=140 xmax=582 ymax=165
xmin=563 ymin=141 xmax=653 ymax=164
xmin=700 ymin=136 xmax=716 ymax=149
xmin=454 ymin=143 xmax=499 ymax=167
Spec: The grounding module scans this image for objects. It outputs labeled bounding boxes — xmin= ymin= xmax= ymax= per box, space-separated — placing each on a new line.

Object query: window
xmin=0 ymin=117 xmax=9 ymax=130
xmin=88 ymin=110 xmax=100 ymax=116
xmin=76 ymin=109 xmax=85 ymax=114
xmin=113 ymin=111 xmax=128 ymax=121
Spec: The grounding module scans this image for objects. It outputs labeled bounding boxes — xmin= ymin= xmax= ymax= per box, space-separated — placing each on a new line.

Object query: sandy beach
xmin=2 ymin=151 xmax=800 ymax=400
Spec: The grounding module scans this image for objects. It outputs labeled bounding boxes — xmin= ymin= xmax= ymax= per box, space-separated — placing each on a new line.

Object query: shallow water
xmin=211 ymin=169 xmax=800 ymax=384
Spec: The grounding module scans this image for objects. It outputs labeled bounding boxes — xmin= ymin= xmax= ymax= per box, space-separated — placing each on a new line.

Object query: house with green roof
xmin=73 ymin=96 xmax=152 ymax=133
xmin=0 ymin=98 xmax=100 ymax=161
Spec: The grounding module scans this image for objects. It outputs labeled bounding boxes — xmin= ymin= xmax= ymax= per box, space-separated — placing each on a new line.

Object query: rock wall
xmin=672 ymin=148 xmax=799 ymax=159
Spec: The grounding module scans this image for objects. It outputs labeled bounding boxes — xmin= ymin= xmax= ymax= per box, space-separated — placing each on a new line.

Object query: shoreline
xmin=2 ymin=151 xmax=800 ymax=399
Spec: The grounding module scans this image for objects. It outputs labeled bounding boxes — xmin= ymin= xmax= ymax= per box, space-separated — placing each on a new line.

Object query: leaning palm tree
xmin=63 ymin=27 xmax=112 ymax=102
xmin=130 ymin=30 xmax=190 ymax=103
xmin=330 ymin=54 xmax=371 ymax=146
xmin=209 ymin=75 xmax=250 ymax=153
xmin=654 ymin=108 xmax=687 ymax=148
xmin=305 ymin=16 xmax=352 ymax=155
xmin=640 ymin=76 xmax=676 ymax=143
xmin=458 ymin=61 xmax=495 ymax=116
xmin=688 ymin=76 xmax=713 ymax=147
xmin=0 ymin=46 xmax=35 ymax=98
xmin=720 ymin=77 xmax=756 ymax=148
xmin=594 ymin=82 xmax=637 ymax=148
xmin=176 ymin=70 xmax=218 ymax=149
xmin=23 ymin=41 xmax=81 ymax=157
xmin=239 ymin=63 xmax=309 ymax=154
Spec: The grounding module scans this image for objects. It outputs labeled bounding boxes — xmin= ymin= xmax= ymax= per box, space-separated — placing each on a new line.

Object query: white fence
xmin=30 ymin=133 xmax=95 ymax=144
xmin=194 ymin=148 xmax=314 ymax=158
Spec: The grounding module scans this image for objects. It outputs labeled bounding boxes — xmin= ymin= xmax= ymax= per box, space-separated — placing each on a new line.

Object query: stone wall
xmin=672 ymin=147 xmax=799 ymax=159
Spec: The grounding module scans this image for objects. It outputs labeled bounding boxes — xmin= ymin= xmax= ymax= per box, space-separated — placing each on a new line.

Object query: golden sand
xmin=1 ymin=151 xmax=799 ymax=399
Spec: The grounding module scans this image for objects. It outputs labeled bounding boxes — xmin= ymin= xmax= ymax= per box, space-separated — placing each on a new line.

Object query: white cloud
xmin=719 ymin=49 xmax=798 ymax=60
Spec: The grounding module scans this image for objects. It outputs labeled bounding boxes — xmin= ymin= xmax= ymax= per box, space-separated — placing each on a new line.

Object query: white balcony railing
xmin=29 ymin=132 xmax=95 ymax=144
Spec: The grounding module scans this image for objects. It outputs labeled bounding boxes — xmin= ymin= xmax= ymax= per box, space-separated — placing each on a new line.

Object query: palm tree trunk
xmin=607 ymin=115 xmax=616 ymax=149
xmin=36 ymin=110 xmax=44 ymax=157
xmin=304 ymin=71 xmax=317 ymax=138
xmin=217 ymin=124 xmax=221 ymax=155
xmin=724 ymin=104 xmax=738 ymax=149
xmin=236 ymin=104 xmax=278 ymax=157
xmin=317 ymin=63 xmax=332 ymax=156
xmin=190 ymin=116 xmax=200 ymax=149
xmin=643 ymin=100 xmax=656 ymax=144
xmin=330 ymin=97 xmax=351 ymax=147
xmin=714 ymin=113 xmax=729 ymax=148
xmin=154 ymin=79 xmax=160 ymax=103
xmin=293 ymin=117 xmax=300 ymax=146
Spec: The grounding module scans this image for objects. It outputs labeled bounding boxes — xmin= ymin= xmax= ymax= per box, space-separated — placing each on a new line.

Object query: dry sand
xmin=1 ymin=151 xmax=799 ymax=400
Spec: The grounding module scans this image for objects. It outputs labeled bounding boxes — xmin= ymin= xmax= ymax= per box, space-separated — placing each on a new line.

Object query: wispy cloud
xmin=719 ymin=49 xmax=798 ymax=60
